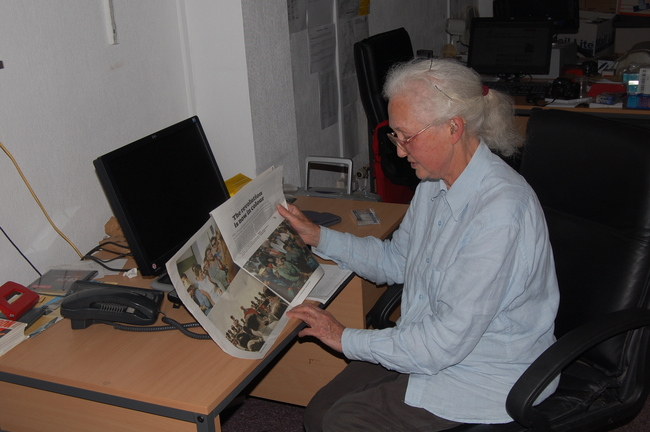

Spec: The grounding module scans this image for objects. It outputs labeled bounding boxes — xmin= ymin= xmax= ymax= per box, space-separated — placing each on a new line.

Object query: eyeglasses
xmin=434 ymin=84 xmax=453 ymax=101
xmin=387 ymin=122 xmax=436 ymax=153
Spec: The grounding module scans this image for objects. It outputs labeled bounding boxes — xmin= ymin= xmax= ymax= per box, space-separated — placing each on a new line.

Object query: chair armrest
xmin=366 ymin=283 xmax=403 ymax=329
xmin=506 ymin=308 xmax=650 ymax=429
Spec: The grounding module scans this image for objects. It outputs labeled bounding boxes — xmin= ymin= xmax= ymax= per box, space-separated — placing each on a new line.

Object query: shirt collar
xmin=442 ymin=139 xmax=492 ymax=221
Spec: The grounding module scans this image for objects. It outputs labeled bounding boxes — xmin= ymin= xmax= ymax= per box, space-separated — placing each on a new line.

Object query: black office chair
xmin=354 ymin=27 xmax=419 ymax=203
xmin=368 ymin=108 xmax=650 ymax=431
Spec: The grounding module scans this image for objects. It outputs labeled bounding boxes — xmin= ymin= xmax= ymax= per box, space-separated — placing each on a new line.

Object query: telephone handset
xmin=61 ymin=281 xmax=164 ymax=329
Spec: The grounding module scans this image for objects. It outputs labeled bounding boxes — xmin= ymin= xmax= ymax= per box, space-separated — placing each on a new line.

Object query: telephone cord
xmin=105 ymin=315 xmax=211 ymax=340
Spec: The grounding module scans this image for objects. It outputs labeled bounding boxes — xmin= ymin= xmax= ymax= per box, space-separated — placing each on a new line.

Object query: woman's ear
xmin=449 ymin=116 xmax=464 ymax=138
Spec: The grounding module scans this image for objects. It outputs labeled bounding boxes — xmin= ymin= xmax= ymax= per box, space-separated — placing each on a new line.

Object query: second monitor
xmin=467 ymin=18 xmax=554 ymax=80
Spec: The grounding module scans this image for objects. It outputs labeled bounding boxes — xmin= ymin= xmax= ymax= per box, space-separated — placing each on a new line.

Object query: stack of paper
xmin=0 ymin=318 xmax=27 ymax=356
xmin=544 ymin=97 xmax=592 ymax=107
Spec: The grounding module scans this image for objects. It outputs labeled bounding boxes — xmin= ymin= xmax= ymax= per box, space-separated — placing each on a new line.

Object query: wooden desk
xmin=0 ymin=197 xmax=407 ymax=432
xmin=514 ymin=97 xmax=650 ymax=122
xmin=511 ymin=97 xmax=650 ymax=142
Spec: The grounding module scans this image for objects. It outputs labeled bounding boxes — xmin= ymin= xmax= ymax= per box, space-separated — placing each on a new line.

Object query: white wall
xmin=0 ymin=1 xmax=196 ymax=284
xmin=369 ymin=0 xmax=447 ymax=54
xmin=0 ymin=0 xmax=447 ymax=287
xmin=240 ymin=0 xmax=301 ymax=185
xmin=183 ymin=1 xmax=258 ymax=182
xmin=450 ymin=0 xmax=486 ymax=18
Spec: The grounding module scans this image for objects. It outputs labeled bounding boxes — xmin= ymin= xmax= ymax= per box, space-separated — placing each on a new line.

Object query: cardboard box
xmin=615 ymin=28 xmax=650 ymax=54
xmin=580 ymin=0 xmax=617 ymax=13
xmin=640 ymin=68 xmax=650 ymax=94
xmin=617 ymin=0 xmax=650 ymax=16
xmin=555 ymin=11 xmax=615 ymax=57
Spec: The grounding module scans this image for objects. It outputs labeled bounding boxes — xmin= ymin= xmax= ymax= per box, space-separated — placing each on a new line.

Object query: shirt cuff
xmin=312 ymin=227 xmax=350 ymax=269
xmin=313 ymin=226 xmax=332 ymax=255
xmin=342 ymin=327 xmax=375 ymax=362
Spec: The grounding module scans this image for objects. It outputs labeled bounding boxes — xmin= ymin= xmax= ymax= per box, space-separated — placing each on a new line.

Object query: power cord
xmin=530 ymin=97 xmax=556 ymax=107
xmin=1 ymin=141 xmax=83 ymax=258
xmin=82 ymin=241 xmax=133 ymax=272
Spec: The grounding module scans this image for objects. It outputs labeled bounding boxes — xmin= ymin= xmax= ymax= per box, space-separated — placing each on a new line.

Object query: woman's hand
xmin=277 ymin=204 xmax=321 ymax=247
xmin=287 ymin=303 xmax=345 ymax=353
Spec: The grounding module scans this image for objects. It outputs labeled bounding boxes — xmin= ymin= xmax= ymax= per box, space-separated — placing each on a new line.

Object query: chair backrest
xmin=354 ymin=27 xmax=413 ymax=131
xmin=354 ymin=28 xmax=418 ymax=199
xmin=519 ymin=108 xmax=650 ymax=377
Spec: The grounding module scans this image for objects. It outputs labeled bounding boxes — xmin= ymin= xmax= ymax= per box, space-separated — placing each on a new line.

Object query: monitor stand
xmin=150 ymin=272 xmax=175 ymax=292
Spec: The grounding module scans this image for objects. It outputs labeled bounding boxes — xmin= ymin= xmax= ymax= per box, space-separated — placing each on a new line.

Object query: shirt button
xmin=438 ymin=221 xmax=442 ymax=226
xmin=426 ymin=258 xmax=430 ymax=263
xmin=419 ymin=294 xmax=424 ymax=300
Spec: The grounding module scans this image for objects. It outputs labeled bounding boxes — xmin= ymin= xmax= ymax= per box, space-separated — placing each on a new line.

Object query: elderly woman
xmin=279 ymin=58 xmax=559 ymax=431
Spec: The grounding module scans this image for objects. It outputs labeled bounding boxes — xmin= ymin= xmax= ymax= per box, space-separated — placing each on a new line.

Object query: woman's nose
xmin=396 ymin=145 xmax=408 ymax=158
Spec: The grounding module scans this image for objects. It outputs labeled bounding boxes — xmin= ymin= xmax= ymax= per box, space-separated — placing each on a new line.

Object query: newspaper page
xmin=211 ymin=166 xmax=324 ymax=307
xmin=166 ymin=166 xmax=324 ymax=359
xmin=306 ymin=264 xmax=353 ymax=304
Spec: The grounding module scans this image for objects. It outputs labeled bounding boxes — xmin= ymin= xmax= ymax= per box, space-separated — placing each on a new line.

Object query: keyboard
xmin=483 ymin=81 xmax=552 ymax=97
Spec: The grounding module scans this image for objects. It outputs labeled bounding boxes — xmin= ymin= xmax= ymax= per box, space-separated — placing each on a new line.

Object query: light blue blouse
xmin=315 ymin=141 xmax=560 ymax=423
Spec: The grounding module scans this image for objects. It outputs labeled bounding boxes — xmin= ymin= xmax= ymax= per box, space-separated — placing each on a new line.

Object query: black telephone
xmin=61 ymin=281 xmax=164 ymax=329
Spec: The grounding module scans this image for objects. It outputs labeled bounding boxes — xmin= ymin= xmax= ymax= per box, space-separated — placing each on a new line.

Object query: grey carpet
xmin=221 ymin=394 xmax=650 ymax=432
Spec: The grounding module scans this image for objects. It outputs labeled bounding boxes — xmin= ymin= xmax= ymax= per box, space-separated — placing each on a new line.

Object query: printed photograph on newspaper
xmin=166 ymin=166 xmax=324 ymax=359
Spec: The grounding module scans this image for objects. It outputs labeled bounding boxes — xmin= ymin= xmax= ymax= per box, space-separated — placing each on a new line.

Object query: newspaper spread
xmin=166 ymin=166 xmax=325 ymax=359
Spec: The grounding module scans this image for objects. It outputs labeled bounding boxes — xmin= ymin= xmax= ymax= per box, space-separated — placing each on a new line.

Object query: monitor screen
xmin=467 ymin=18 xmax=554 ymax=78
xmin=493 ymin=0 xmax=580 ymax=34
xmin=94 ymin=116 xmax=230 ymax=277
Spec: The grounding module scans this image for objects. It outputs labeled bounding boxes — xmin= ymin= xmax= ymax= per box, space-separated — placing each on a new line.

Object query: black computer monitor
xmin=493 ymin=0 xmax=580 ymax=34
xmin=93 ymin=116 xmax=230 ymax=279
xmin=466 ymin=18 xmax=554 ymax=79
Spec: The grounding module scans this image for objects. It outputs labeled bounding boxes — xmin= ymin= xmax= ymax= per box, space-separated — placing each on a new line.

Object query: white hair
xmin=383 ymin=58 xmax=522 ymax=157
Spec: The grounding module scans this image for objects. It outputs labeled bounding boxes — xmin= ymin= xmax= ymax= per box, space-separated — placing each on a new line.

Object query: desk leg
xmin=249 ymin=276 xmax=386 ymax=405
xmin=196 ymin=412 xmax=221 ymax=432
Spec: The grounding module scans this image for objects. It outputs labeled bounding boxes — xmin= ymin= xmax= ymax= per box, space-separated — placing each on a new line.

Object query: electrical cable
xmin=82 ymin=255 xmax=131 ymax=273
xmin=0 ymin=141 xmax=83 ymax=258
xmin=82 ymin=241 xmax=133 ymax=272
xmin=160 ymin=316 xmax=212 ymax=340
xmin=0 ymin=226 xmax=41 ymax=276
xmin=531 ymin=97 xmax=556 ymax=108
xmin=104 ymin=313 xmax=211 ymax=340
